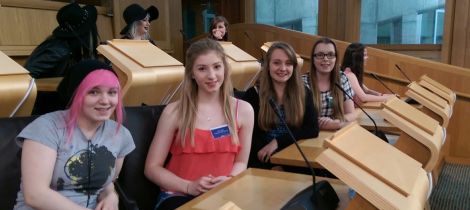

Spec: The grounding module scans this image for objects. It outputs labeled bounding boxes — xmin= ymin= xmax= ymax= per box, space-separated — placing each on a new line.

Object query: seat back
xmin=0 ymin=115 xmax=38 ymax=210
xmin=120 ymin=105 xmax=165 ymax=210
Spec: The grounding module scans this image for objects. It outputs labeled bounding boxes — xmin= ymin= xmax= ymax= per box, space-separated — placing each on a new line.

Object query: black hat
xmin=57 ymin=60 xmax=115 ymax=107
xmin=53 ymin=3 xmax=98 ymax=38
xmin=120 ymin=4 xmax=159 ymax=35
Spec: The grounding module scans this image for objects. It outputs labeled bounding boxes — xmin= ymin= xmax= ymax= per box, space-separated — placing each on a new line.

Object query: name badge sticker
xmin=210 ymin=124 xmax=231 ymax=139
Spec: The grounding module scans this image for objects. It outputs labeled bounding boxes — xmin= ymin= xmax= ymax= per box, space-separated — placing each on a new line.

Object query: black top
xmin=242 ymin=86 xmax=319 ymax=169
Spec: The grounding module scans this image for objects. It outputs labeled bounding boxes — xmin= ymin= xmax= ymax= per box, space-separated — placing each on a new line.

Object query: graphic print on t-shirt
xmin=60 ymin=144 xmax=115 ymax=194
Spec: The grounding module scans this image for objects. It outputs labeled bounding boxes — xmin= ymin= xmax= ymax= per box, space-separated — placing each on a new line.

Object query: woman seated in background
xmin=208 ymin=16 xmax=229 ymax=41
xmin=144 ymin=38 xmax=254 ymax=210
xmin=307 ymin=37 xmax=357 ymax=130
xmin=120 ymin=3 xmax=159 ymax=45
xmin=14 ymin=60 xmax=135 ymax=210
xmin=243 ymin=41 xmax=319 ymax=169
xmin=341 ymin=43 xmax=394 ymax=103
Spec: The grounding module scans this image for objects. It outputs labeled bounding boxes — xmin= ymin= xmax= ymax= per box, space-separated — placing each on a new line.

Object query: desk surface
xmin=177 ymin=168 xmax=351 ymax=210
xmin=270 ymin=131 xmax=334 ymax=168
xmin=356 ymin=108 xmax=400 ymax=133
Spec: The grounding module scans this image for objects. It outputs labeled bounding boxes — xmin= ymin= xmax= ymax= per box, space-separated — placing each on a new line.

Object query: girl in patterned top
xmin=308 ymin=37 xmax=357 ymax=130
xmin=145 ymin=38 xmax=254 ymax=210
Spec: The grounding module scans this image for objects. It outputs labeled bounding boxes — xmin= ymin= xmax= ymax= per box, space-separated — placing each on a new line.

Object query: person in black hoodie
xmin=242 ymin=41 xmax=319 ymax=169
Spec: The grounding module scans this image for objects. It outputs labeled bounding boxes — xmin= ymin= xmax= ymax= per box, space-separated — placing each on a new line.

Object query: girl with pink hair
xmin=14 ymin=60 xmax=135 ymax=210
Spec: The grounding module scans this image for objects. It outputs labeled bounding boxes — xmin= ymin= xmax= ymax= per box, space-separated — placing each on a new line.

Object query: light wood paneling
xmin=230 ymin=23 xmax=470 ymax=160
xmin=318 ymin=0 xmax=361 ymax=42
xmin=0 ymin=0 xmax=113 ymax=54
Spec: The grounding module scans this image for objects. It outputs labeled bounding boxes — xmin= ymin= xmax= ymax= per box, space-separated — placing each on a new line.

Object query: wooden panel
xmin=318 ymin=0 xmax=361 ymax=42
xmin=324 ymin=123 xmax=422 ymax=197
xmin=0 ymin=1 xmax=113 ymax=53
xmin=449 ymin=0 xmax=469 ymax=66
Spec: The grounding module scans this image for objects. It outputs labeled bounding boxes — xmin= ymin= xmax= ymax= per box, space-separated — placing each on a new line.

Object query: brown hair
xmin=258 ymin=41 xmax=305 ymax=130
xmin=209 ymin=16 xmax=229 ymax=41
xmin=309 ymin=37 xmax=345 ymax=120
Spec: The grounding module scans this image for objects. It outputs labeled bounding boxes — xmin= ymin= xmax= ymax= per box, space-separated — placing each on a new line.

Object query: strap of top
xmin=235 ymin=99 xmax=240 ymax=122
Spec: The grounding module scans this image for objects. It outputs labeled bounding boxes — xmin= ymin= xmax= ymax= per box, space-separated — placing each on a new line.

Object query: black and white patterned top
xmin=302 ymin=72 xmax=354 ymax=118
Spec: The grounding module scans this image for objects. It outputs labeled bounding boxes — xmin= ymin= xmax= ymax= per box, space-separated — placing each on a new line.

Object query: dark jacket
xmin=24 ymin=37 xmax=76 ymax=79
xmin=242 ymin=86 xmax=319 ymax=169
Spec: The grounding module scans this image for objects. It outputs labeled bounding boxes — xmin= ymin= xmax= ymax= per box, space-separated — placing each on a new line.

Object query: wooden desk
xmin=178 ymin=168 xmax=351 ymax=210
xmin=0 ymin=50 xmax=36 ymax=117
xmin=35 ymin=77 xmax=62 ymax=92
xmin=270 ymin=131 xmax=334 ymax=168
xmin=356 ymin=108 xmax=400 ymax=133
xmin=360 ymin=101 xmax=383 ymax=109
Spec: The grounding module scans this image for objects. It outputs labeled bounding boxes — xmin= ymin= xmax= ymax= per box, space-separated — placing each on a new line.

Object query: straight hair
xmin=178 ymin=38 xmax=237 ymax=146
xmin=125 ymin=14 xmax=151 ymax=40
xmin=341 ymin=43 xmax=366 ymax=87
xmin=258 ymin=41 xmax=305 ymax=130
xmin=309 ymin=37 xmax=345 ymax=120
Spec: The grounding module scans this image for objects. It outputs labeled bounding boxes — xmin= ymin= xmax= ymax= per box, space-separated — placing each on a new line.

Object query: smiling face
xmin=136 ymin=15 xmax=150 ymax=36
xmin=192 ymin=51 xmax=225 ymax=94
xmin=268 ymin=48 xmax=294 ymax=85
xmin=79 ymin=85 xmax=118 ymax=125
xmin=313 ymin=43 xmax=337 ymax=75
xmin=212 ymin=21 xmax=227 ymax=40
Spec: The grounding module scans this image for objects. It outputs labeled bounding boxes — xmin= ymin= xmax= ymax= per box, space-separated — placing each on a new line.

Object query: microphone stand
xmin=269 ymin=98 xmax=338 ymax=210
xmin=334 ymin=83 xmax=388 ymax=142
xmin=394 ymin=65 xmax=419 ymax=104
xmin=395 ymin=64 xmax=412 ymax=83
xmin=370 ymin=72 xmax=396 ymax=95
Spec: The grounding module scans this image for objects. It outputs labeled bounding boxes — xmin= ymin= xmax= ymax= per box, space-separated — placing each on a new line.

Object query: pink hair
xmin=66 ymin=70 xmax=123 ymax=142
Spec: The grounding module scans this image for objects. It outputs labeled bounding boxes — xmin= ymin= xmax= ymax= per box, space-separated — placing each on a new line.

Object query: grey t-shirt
xmin=14 ymin=110 xmax=135 ymax=209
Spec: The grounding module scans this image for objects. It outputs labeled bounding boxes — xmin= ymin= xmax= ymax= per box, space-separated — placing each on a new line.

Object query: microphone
xmin=334 ymin=83 xmax=388 ymax=142
xmin=268 ymin=97 xmax=339 ymax=210
xmin=394 ymin=65 xmax=419 ymax=104
xmin=244 ymin=31 xmax=264 ymax=64
xmin=370 ymin=73 xmax=396 ymax=95
xmin=395 ymin=64 xmax=412 ymax=83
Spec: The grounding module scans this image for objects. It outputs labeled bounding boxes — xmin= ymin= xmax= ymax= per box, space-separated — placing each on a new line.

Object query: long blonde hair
xmin=178 ymin=38 xmax=238 ymax=146
xmin=258 ymin=41 xmax=305 ymax=130
xmin=310 ymin=37 xmax=345 ymax=120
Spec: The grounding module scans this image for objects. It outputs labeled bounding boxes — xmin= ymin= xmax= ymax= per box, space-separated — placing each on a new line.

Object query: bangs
xmin=81 ymin=70 xmax=120 ymax=91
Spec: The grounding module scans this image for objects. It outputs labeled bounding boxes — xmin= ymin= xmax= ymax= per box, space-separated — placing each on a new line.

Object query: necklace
xmin=198 ymin=113 xmax=212 ymax=121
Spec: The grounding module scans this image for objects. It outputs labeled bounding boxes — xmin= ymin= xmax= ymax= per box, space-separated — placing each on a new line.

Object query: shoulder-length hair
xmin=341 ymin=43 xmax=366 ymax=87
xmin=258 ymin=41 xmax=305 ymax=130
xmin=178 ymin=38 xmax=237 ymax=146
xmin=66 ymin=70 xmax=123 ymax=142
xmin=209 ymin=16 xmax=229 ymax=41
xmin=309 ymin=37 xmax=345 ymax=120
xmin=125 ymin=14 xmax=151 ymax=40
